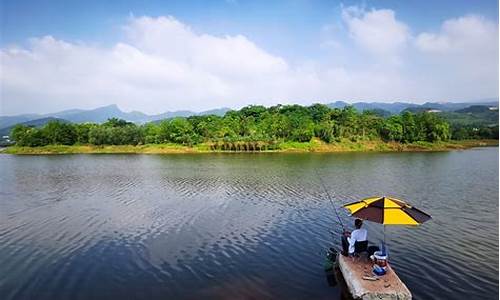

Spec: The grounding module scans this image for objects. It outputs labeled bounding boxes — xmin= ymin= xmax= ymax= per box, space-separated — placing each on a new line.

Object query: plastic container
xmin=373 ymin=264 xmax=386 ymax=276
xmin=373 ymin=251 xmax=388 ymax=269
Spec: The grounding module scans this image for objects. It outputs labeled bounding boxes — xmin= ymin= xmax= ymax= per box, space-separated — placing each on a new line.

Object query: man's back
xmin=341 ymin=218 xmax=368 ymax=256
xmin=348 ymin=228 xmax=367 ymax=253
xmin=351 ymin=228 xmax=367 ymax=242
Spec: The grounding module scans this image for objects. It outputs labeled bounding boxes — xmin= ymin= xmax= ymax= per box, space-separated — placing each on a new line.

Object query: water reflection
xmin=0 ymin=149 xmax=498 ymax=299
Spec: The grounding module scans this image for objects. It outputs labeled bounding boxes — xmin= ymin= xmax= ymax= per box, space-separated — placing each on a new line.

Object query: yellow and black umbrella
xmin=343 ymin=196 xmax=431 ymax=245
xmin=343 ymin=196 xmax=431 ymax=225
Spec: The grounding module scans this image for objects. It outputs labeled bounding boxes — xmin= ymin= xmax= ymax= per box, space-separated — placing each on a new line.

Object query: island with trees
xmin=4 ymin=104 xmax=498 ymax=154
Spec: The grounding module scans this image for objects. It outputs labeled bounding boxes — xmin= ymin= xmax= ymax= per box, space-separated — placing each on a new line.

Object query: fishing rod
xmin=315 ymin=169 xmax=345 ymax=232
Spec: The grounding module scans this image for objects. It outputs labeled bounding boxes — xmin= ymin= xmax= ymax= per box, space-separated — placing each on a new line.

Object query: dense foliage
xmin=439 ymin=106 xmax=499 ymax=140
xmin=10 ymin=104 xmax=457 ymax=147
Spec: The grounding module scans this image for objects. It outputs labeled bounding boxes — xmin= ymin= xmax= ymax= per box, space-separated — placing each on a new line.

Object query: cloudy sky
xmin=1 ymin=0 xmax=498 ymax=115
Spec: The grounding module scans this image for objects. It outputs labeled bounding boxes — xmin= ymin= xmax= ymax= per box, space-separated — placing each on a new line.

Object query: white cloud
xmin=413 ymin=15 xmax=498 ymax=100
xmin=341 ymin=6 xmax=409 ymax=57
xmin=415 ymin=15 xmax=497 ymax=54
xmin=0 ymin=13 xmax=497 ymax=115
xmin=124 ymin=16 xmax=288 ymax=78
xmin=0 ymin=16 xmax=293 ymax=114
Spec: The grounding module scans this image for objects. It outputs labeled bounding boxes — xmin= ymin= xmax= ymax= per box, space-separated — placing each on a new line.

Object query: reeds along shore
xmin=3 ymin=139 xmax=498 ymax=155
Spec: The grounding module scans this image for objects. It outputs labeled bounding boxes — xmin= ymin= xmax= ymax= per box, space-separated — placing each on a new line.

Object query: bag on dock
xmin=367 ymin=245 xmax=379 ymax=256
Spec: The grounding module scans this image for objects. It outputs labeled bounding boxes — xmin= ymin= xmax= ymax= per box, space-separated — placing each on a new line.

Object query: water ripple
xmin=0 ymin=150 xmax=497 ymax=300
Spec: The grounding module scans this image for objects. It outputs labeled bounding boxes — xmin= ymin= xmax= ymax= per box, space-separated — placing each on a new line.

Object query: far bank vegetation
xmin=9 ymin=104 xmax=497 ymax=151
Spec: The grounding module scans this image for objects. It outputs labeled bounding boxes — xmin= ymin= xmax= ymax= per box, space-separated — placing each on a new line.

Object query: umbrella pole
xmin=383 ymin=225 xmax=386 ymax=246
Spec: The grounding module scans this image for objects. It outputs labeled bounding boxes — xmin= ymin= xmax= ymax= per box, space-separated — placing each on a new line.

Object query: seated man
xmin=341 ymin=218 xmax=367 ymax=256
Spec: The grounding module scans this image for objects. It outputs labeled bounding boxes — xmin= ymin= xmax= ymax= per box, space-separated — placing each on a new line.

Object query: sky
xmin=0 ymin=0 xmax=498 ymax=115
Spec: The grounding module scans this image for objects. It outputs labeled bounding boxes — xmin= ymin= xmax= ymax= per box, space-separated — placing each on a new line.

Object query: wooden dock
xmin=337 ymin=254 xmax=412 ymax=300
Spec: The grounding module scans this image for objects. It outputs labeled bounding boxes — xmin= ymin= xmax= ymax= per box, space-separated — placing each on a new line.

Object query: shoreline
xmin=2 ymin=139 xmax=498 ymax=155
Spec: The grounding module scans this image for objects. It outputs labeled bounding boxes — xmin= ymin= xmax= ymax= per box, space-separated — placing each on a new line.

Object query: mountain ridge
xmin=0 ymin=105 xmax=232 ymax=129
xmin=1 ymin=100 xmax=498 ymax=131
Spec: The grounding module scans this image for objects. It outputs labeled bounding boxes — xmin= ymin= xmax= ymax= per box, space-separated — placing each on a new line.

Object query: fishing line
xmin=315 ymin=169 xmax=345 ymax=232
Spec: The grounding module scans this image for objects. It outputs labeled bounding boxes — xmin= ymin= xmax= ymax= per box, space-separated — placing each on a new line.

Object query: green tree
xmin=314 ymin=120 xmax=335 ymax=142
xmin=11 ymin=125 xmax=48 ymax=146
xmin=416 ymin=113 xmax=450 ymax=142
xmin=380 ymin=116 xmax=403 ymax=141
xmin=142 ymin=123 xmax=161 ymax=144
xmin=359 ymin=111 xmax=383 ymax=140
xmin=338 ymin=106 xmax=359 ymax=138
xmin=9 ymin=103 xmax=467 ymax=147
xmin=308 ymin=103 xmax=331 ymax=123
xmin=103 ymin=118 xmax=133 ymax=127
xmin=165 ymin=118 xmax=197 ymax=145
xmin=10 ymin=125 xmax=31 ymax=145
xmin=42 ymin=121 xmax=77 ymax=145
xmin=401 ymin=112 xmax=417 ymax=143
xmin=88 ymin=126 xmax=109 ymax=145
xmin=75 ymin=123 xmax=94 ymax=144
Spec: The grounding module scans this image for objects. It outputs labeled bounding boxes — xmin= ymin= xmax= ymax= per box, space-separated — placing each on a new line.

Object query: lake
xmin=0 ymin=148 xmax=498 ymax=300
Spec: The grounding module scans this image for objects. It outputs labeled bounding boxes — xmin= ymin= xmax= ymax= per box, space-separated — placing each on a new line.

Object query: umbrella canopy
xmin=343 ymin=196 xmax=431 ymax=225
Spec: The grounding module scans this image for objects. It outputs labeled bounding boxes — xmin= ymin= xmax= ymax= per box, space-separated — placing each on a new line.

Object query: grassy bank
xmin=2 ymin=139 xmax=498 ymax=155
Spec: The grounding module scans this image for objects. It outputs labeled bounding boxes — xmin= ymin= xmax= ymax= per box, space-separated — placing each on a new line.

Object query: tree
xmin=308 ymin=103 xmax=331 ymax=123
xmin=380 ymin=116 xmax=403 ymax=141
xmin=165 ymin=118 xmax=197 ymax=145
xmin=10 ymin=103 xmax=468 ymax=147
xmin=42 ymin=121 xmax=77 ymax=145
xmin=239 ymin=105 xmax=268 ymax=122
xmin=75 ymin=123 xmax=94 ymax=144
xmin=142 ymin=123 xmax=161 ymax=144
xmin=338 ymin=106 xmax=359 ymax=138
xmin=416 ymin=113 xmax=450 ymax=142
xmin=315 ymin=120 xmax=335 ymax=143
xmin=10 ymin=125 xmax=31 ymax=145
xmin=359 ymin=111 xmax=383 ymax=140
xmin=103 ymin=118 xmax=133 ymax=127
xmin=88 ymin=126 xmax=109 ymax=145
xmin=401 ymin=112 xmax=417 ymax=143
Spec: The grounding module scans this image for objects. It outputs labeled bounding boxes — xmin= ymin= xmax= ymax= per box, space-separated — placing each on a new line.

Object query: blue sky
xmin=0 ymin=0 xmax=498 ymax=114
xmin=2 ymin=0 xmax=498 ymax=59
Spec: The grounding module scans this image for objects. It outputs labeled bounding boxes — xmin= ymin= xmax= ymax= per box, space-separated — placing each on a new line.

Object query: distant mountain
xmin=419 ymin=101 xmax=498 ymax=112
xmin=0 ymin=114 xmax=39 ymax=129
xmin=1 ymin=100 xmax=498 ymax=134
xmin=0 ymin=105 xmax=229 ymax=129
xmin=59 ymin=104 xmax=150 ymax=123
xmin=51 ymin=108 xmax=86 ymax=118
xmin=153 ymin=110 xmax=196 ymax=120
xmin=198 ymin=107 xmax=231 ymax=116
xmin=327 ymin=100 xmax=498 ymax=114
xmin=327 ymin=101 xmax=420 ymax=113
xmin=0 ymin=104 xmax=233 ymax=134
xmin=440 ymin=105 xmax=499 ymax=127
xmin=368 ymin=109 xmax=392 ymax=118
xmin=325 ymin=101 xmax=349 ymax=109
xmin=455 ymin=105 xmax=497 ymax=113
xmin=0 ymin=117 xmax=70 ymax=136
xmin=402 ymin=107 xmax=438 ymax=113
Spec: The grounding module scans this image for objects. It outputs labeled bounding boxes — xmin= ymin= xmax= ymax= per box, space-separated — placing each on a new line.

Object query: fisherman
xmin=341 ymin=218 xmax=367 ymax=256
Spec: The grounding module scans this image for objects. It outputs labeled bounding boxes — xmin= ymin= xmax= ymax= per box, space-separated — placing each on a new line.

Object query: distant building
xmin=427 ymin=109 xmax=442 ymax=113
xmin=488 ymin=106 xmax=498 ymax=111
xmin=2 ymin=135 xmax=9 ymax=139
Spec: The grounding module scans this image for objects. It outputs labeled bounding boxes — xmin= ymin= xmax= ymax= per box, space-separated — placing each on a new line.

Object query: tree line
xmin=10 ymin=104 xmax=458 ymax=147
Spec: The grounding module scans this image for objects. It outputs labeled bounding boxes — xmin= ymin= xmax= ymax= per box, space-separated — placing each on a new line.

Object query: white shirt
xmin=347 ymin=228 xmax=367 ymax=254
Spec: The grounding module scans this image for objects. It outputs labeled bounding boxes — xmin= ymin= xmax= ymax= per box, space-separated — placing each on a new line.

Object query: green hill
xmin=439 ymin=105 xmax=498 ymax=127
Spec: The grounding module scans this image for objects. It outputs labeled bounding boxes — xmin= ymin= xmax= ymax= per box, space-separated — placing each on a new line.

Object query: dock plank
xmin=337 ymin=254 xmax=412 ymax=300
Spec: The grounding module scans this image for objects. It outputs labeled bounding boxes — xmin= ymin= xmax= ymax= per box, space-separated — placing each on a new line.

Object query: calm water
xmin=0 ymin=148 xmax=498 ymax=300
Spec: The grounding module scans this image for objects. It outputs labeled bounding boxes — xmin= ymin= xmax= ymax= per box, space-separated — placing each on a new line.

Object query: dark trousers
xmin=341 ymin=236 xmax=349 ymax=255
xmin=342 ymin=236 xmax=378 ymax=256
